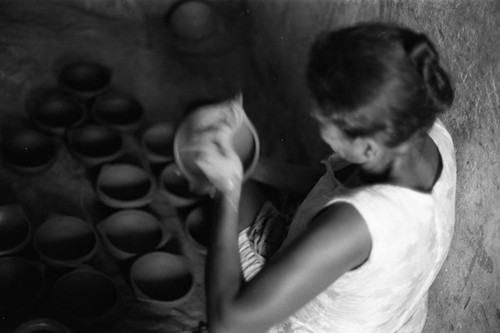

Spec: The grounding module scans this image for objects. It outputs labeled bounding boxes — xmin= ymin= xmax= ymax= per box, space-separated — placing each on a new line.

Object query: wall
xmin=244 ymin=0 xmax=500 ymax=332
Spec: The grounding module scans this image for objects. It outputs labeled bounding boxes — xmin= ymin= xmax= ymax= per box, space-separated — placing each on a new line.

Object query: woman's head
xmin=306 ymin=23 xmax=454 ymax=148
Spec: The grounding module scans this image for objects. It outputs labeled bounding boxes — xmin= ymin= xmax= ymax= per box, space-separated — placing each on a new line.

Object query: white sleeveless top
xmin=240 ymin=119 xmax=456 ymax=333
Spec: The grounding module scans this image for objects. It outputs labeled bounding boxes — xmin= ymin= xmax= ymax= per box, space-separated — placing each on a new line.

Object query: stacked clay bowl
xmin=52 ymin=266 xmax=119 ymax=325
xmin=66 ymin=124 xmax=125 ymax=167
xmin=92 ymin=91 xmax=144 ymax=133
xmin=140 ymin=122 xmax=177 ymax=164
xmin=26 ymin=88 xmax=86 ymax=136
xmin=58 ymin=61 xmax=112 ymax=100
xmin=97 ymin=210 xmax=172 ymax=260
xmin=33 ymin=215 xmax=98 ymax=268
xmin=0 ymin=129 xmax=59 ymax=173
xmin=96 ymin=164 xmax=156 ymax=209
xmin=0 ymin=205 xmax=32 ymax=257
xmin=165 ymin=0 xmax=243 ymax=56
xmin=13 ymin=318 xmax=73 ymax=333
xmin=129 ymin=251 xmax=195 ymax=312
xmin=184 ymin=203 xmax=212 ymax=254
xmin=159 ymin=162 xmax=202 ymax=208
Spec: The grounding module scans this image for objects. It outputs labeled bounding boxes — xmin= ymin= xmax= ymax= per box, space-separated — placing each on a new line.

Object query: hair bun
xmin=404 ymin=33 xmax=454 ymax=111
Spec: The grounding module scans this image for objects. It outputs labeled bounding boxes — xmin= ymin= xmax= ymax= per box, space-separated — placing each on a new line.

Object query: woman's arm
xmin=206 ymin=200 xmax=373 ymax=333
xmin=205 ymin=187 xmax=244 ymax=332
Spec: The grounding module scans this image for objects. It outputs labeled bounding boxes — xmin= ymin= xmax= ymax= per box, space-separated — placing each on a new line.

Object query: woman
xmin=193 ymin=23 xmax=456 ymax=333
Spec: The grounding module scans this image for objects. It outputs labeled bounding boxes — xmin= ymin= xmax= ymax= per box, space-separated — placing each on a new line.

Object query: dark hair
xmin=306 ymin=23 xmax=454 ymax=147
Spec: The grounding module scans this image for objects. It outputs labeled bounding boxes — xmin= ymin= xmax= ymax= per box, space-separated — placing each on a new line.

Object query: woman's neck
xmin=343 ymin=134 xmax=442 ymax=192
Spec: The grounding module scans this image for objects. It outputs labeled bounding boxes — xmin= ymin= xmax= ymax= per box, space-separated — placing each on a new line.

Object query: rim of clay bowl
xmin=0 ymin=129 xmax=59 ymax=174
xmin=96 ymin=164 xmax=156 ymax=209
xmin=97 ymin=209 xmax=171 ymax=260
xmin=129 ymin=251 xmax=195 ymax=309
xmin=26 ymin=88 xmax=86 ymax=136
xmin=51 ymin=267 xmax=119 ymax=324
xmin=66 ymin=124 xmax=125 ymax=167
xmin=173 ymin=110 xmax=260 ymax=194
xmin=0 ymin=257 xmax=45 ymax=314
xmin=91 ymin=91 xmax=144 ymax=133
xmin=33 ymin=215 xmax=98 ymax=268
xmin=13 ymin=318 xmax=73 ymax=333
xmin=0 ymin=205 xmax=32 ymax=257
xmin=141 ymin=122 xmax=177 ymax=164
xmin=58 ymin=61 xmax=112 ymax=99
xmin=158 ymin=163 xmax=202 ymax=207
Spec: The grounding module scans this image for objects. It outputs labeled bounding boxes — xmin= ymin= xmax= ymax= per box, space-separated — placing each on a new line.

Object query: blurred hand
xmin=187 ymin=127 xmax=243 ymax=196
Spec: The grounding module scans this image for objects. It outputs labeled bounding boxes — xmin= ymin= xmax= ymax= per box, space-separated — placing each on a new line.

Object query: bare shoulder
xmin=306 ymin=202 xmax=373 ymax=271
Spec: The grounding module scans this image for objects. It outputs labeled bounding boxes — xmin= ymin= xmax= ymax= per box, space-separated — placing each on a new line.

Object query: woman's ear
xmin=360 ymin=138 xmax=379 ymax=163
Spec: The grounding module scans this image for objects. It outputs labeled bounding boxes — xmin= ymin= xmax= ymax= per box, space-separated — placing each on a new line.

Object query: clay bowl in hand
xmin=0 ymin=257 xmax=45 ymax=315
xmin=141 ymin=122 xmax=177 ymax=164
xmin=0 ymin=129 xmax=58 ymax=173
xmin=97 ymin=209 xmax=172 ymax=260
xmin=58 ymin=61 xmax=111 ymax=99
xmin=66 ymin=124 xmax=124 ymax=167
xmin=173 ymin=108 xmax=260 ymax=194
xmin=0 ymin=205 xmax=32 ymax=257
xmin=33 ymin=215 xmax=98 ymax=268
xmin=130 ymin=251 xmax=195 ymax=312
xmin=92 ymin=91 xmax=144 ymax=133
xmin=26 ymin=88 xmax=86 ymax=136
xmin=52 ymin=266 xmax=119 ymax=325
xmin=96 ymin=164 xmax=155 ymax=209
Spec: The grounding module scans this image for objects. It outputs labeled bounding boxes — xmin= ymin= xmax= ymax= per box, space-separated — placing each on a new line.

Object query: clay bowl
xmin=174 ymin=107 xmax=260 ymax=194
xmin=92 ymin=91 xmax=144 ymax=133
xmin=0 ymin=257 xmax=45 ymax=315
xmin=27 ymin=89 xmax=86 ymax=136
xmin=97 ymin=209 xmax=171 ymax=260
xmin=96 ymin=164 xmax=155 ymax=209
xmin=33 ymin=215 xmax=98 ymax=268
xmin=165 ymin=0 xmax=242 ymax=56
xmin=159 ymin=162 xmax=203 ymax=207
xmin=168 ymin=0 xmax=217 ymax=41
xmin=0 ymin=205 xmax=32 ymax=257
xmin=130 ymin=252 xmax=195 ymax=311
xmin=66 ymin=124 xmax=124 ymax=167
xmin=52 ymin=267 xmax=119 ymax=324
xmin=13 ymin=318 xmax=73 ymax=333
xmin=141 ymin=122 xmax=177 ymax=164
xmin=0 ymin=129 xmax=58 ymax=173
xmin=58 ymin=61 xmax=111 ymax=99
xmin=184 ymin=203 xmax=212 ymax=254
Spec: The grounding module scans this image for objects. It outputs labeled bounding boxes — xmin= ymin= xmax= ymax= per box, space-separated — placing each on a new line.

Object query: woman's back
xmin=267 ymin=120 xmax=456 ymax=332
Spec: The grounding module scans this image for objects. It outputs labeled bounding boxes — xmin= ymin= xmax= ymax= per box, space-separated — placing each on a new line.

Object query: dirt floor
xmin=0 ymin=0 xmax=499 ymax=332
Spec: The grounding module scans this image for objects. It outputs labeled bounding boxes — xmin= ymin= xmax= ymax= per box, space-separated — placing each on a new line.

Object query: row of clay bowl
xmin=0 ymin=204 xmax=200 ymax=325
xmin=0 ymin=62 xmax=203 ymax=330
xmin=1 ymin=61 xmax=260 ymax=332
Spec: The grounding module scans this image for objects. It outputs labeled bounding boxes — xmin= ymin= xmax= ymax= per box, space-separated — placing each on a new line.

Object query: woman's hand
xmin=191 ymin=128 xmax=244 ymax=197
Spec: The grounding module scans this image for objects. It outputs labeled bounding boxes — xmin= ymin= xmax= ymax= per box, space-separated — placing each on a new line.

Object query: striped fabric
xmin=238 ymin=228 xmax=266 ymax=281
